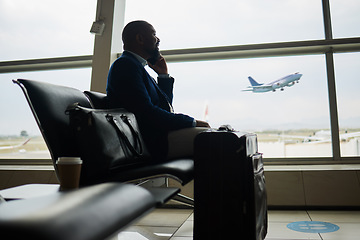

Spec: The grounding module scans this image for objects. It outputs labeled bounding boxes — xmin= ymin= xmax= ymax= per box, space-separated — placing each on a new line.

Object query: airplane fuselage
xmin=268 ymin=73 xmax=302 ymax=91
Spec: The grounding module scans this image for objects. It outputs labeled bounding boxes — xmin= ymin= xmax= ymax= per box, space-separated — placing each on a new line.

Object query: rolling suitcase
xmin=193 ymin=129 xmax=267 ymax=240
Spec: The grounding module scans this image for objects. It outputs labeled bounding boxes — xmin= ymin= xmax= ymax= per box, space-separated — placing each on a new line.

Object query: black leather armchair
xmin=13 ymin=79 xmax=194 ymax=206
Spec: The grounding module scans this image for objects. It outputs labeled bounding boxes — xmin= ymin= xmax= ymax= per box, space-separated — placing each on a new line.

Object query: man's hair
xmin=122 ymin=20 xmax=152 ymax=46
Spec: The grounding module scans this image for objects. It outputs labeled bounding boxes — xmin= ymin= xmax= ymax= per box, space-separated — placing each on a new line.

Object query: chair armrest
xmin=84 ymin=91 xmax=108 ymax=109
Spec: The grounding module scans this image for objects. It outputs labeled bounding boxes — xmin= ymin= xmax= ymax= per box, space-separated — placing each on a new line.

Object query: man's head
xmin=122 ymin=20 xmax=160 ymax=63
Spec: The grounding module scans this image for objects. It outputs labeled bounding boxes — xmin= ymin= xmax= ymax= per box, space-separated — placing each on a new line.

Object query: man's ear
xmin=135 ymin=33 xmax=144 ymax=45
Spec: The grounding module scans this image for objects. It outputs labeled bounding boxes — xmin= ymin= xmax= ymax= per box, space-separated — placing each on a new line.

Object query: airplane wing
xmin=242 ymin=88 xmax=254 ymax=92
xmin=242 ymin=85 xmax=273 ymax=92
xmin=0 ymin=139 xmax=31 ymax=150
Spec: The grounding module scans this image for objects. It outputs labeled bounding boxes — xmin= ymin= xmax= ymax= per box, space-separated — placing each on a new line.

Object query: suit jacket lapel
xmin=144 ymin=70 xmax=174 ymax=113
xmin=122 ymin=52 xmax=174 ymax=113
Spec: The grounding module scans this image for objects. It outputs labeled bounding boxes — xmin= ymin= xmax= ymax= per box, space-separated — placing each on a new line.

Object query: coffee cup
xmin=56 ymin=157 xmax=82 ymax=191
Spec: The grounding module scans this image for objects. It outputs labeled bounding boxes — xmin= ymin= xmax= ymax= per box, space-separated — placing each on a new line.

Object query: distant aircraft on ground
xmin=0 ymin=138 xmax=30 ymax=150
xmin=242 ymin=72 xmax=303 ymax=93
xmin=273 ymin=130 xmax=360 ymax=144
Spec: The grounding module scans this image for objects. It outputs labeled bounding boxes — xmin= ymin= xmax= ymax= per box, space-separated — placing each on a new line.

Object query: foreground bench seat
xmin=0 ymin=183 xmax=179 ymax=240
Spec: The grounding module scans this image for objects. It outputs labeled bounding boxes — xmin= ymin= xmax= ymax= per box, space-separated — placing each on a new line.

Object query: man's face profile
xmin=141 ymin=24 xmax=161 ymax=64
xmin=122 ymin=21 xmax=161 ymax=64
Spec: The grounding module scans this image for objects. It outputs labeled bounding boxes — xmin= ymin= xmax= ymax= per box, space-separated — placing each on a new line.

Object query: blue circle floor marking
xmin=287 ymin=221 xmax=340 ymax=233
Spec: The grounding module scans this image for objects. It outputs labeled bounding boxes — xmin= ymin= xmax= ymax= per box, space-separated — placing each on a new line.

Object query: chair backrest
xmin=84 ymin=91 xmax=108 ymax=109
xmin=13 ymin=79 xmax=92 ymax=167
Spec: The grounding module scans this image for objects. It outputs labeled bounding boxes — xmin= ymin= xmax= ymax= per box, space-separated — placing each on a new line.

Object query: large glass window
xmin=0 ymin=68 xmax=91 ymax=159
xmin=0 ymin=0 xmax=96 ymax=61
xmin=147 ymin=55 xmax=331 ymax=158
xmin=1 ymin=0 xmax=359 ymax=162
xmin=330 ymin=0 xmax=360 ymax=38
xmin=125 ymin=0 xmax=324 ymax=49
xmin=334 ymin=52 xmax=360 ymax=157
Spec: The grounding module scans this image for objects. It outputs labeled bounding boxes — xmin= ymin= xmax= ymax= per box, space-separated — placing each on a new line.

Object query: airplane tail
xmin=248 ymin=76 xmax=262 ymax=86
xmin=203 ymin=102 xmax=209 ymax=122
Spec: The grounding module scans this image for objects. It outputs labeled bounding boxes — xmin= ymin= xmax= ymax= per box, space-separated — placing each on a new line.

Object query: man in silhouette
xmin=107 ymin=20 xmax=209 ymax=161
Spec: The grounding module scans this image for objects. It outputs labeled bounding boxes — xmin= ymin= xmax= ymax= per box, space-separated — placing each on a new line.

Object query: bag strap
xmin=107 ymin=114 xmax=143 ymax=158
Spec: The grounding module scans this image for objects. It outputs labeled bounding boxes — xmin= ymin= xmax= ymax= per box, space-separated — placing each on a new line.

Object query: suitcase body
xmin=194 ymin=130 xmax=267 ymax=240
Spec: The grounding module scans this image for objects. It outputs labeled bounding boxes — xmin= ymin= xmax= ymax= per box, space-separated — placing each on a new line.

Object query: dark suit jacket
xmin=106 ymin=51 xmax=194 ymax=160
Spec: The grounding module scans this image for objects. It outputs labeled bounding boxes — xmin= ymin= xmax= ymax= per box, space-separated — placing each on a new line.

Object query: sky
xmin=0 ymin=0 xmax=359 ymax=136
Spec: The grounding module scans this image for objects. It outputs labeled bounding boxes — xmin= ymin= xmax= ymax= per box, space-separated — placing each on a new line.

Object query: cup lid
xmin=56 ymin=157 xmax=82 ymax=164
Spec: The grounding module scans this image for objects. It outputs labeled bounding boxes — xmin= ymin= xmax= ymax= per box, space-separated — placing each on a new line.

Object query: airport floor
xmin=110 ymin=208 xmax=360 ymax=240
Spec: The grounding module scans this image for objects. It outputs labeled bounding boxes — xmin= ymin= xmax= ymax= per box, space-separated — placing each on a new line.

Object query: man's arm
xmin=195 ymin=120 xmax=210 ymax=127
xmin=107 ymin=57 xmax=195 ymax=131
xmin=148 ymin=56 xmax=210 ymax=128
xmin=149 ymin=56 xmax=210 ymax=128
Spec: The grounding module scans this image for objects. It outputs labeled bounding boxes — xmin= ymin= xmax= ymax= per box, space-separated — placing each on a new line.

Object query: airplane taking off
xmin=243 ymin=72 xmax=302 ymax=93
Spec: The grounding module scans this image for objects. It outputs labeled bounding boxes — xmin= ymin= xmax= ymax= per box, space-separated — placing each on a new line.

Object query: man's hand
xmin=148 ymin=55 xmax=168 ymax=75
xmin=196 ymin=120 xmax=210 ymax=128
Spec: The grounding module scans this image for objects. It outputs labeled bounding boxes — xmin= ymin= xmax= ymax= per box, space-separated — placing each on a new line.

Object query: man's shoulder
xmin=111 ymin=53 xmax=142 ymax=70
xmin=108 ymin=52 xmax=145 ymax=81
xmin=115 ymin=52 xmax=138 ymax=64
